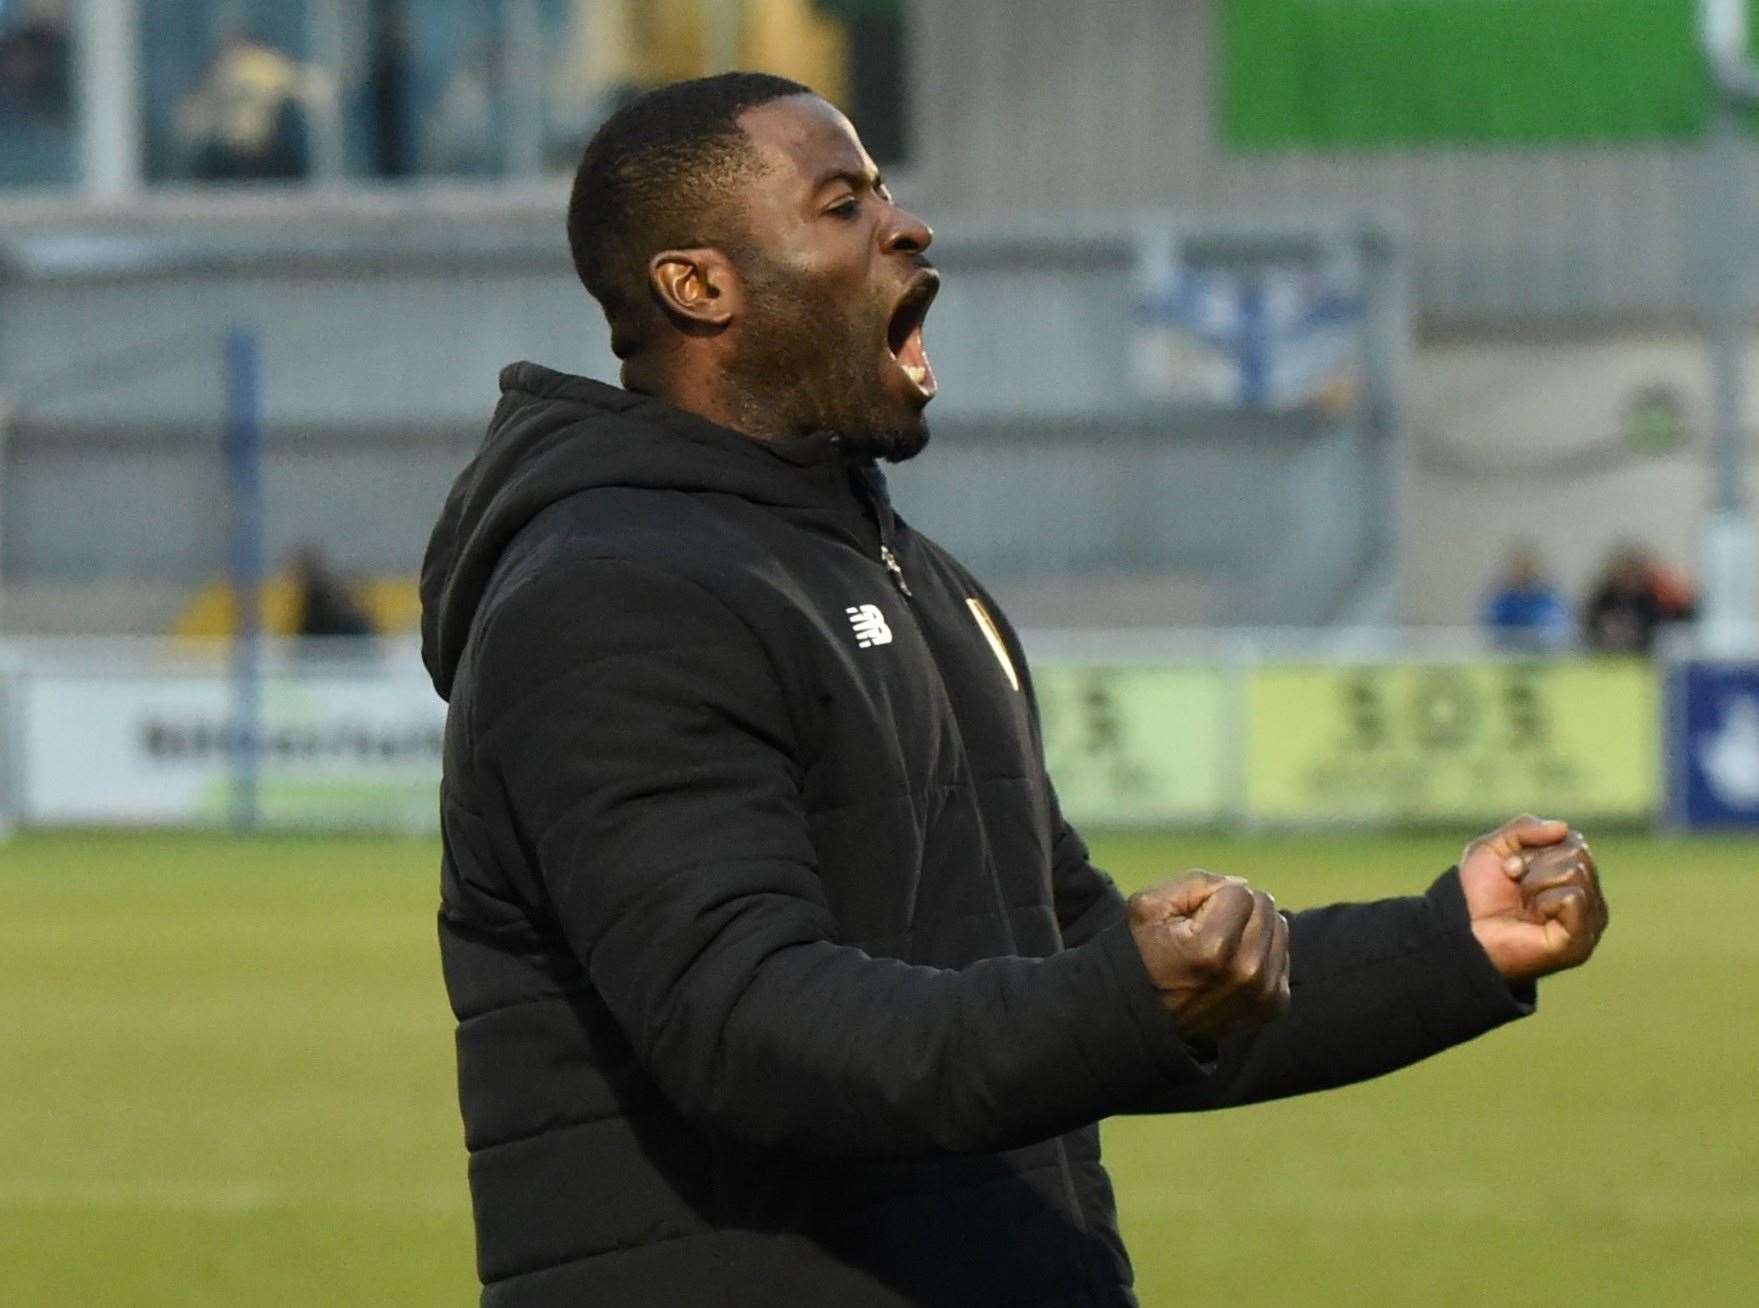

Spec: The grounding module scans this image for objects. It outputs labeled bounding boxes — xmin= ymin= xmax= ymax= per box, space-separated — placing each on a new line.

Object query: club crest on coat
xmin=966 ymin=597 xmax=1020 ymax=692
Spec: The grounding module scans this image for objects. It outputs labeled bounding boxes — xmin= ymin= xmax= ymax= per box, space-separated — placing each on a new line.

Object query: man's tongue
xmin=895 ymin=324 xmax=936 ymax=396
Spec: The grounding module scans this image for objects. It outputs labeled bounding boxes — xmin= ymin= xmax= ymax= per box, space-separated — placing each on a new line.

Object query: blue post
xmin=224 ymin=328 xmax=264 ymax=831
xmin=1237 ymin=280 xmax=1270 ymax=409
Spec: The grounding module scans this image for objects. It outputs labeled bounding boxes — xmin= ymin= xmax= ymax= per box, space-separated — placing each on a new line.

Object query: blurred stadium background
xmin=2 ymin=1 xmax=1757 ymax=1303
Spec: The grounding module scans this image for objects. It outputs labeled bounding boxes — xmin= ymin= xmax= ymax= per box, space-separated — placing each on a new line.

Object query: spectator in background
xmin=365 ymin=0 xmax=412 ymax=179
xmin=1582 ymin=543 xmax=1687 ymax=655
xmin=176 ymin=28 xmax=310 ymax=181
xmin=420 ymin=39 xmax=503 ymax=176
xmin=1648 ymin=554 xmax=1699 ymax=625
xmin=0 ymin=0 xmax=70 ymax=124
xmin=291 ymin=547 xmax=374 ymax=642
xmin=1482 ymin=543 xmax=1571 ymax=652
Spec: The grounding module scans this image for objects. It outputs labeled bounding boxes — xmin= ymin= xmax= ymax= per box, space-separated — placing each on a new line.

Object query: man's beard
xmin=720 ymin=257 xmax=930 ymax=463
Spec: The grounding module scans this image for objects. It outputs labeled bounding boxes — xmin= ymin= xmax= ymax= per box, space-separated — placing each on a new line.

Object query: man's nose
xmin=883 ymin=206 xmax=934 ymax=256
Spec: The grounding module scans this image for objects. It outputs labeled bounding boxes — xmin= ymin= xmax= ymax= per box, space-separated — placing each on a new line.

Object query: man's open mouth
xmin=886 ymin=270 xmax=940 ymax=402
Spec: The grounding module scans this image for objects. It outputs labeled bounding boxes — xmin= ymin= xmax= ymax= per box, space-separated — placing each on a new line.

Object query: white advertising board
xmin=18 ymin=661 xmax=445 ymax=829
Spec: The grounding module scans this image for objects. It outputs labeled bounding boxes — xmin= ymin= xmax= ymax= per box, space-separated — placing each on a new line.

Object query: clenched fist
xmin=1461 ymin=814 xmax=1609 ymax=983
xmin=1128 ymin=872 xmax=1291 ymax=1041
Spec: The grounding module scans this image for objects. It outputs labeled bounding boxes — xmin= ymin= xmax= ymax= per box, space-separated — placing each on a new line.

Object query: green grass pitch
xmin=3 ymin=830 xmax=1755 ymax=1305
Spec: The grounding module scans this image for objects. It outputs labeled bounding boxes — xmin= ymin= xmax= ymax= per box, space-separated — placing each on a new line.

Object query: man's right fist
xmin=1128 ymin=871 xmax=1291 ymax=1041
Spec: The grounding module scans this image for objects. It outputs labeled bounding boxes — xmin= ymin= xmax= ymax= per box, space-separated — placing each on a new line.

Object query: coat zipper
xmin=879 ymin=544 xmax=912 ymax=598
xmin=850 ymin=461 xmax=913 ymax=599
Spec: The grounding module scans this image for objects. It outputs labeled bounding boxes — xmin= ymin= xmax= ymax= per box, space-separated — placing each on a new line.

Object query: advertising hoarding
xmin=18 ymin=663 xmax=444 ymax=829
xmin=5 ymin=648 xmax=1668 ymax=833
xmin=1667 ymin=661 xmax=1759 ymax=829
xmin=1036 ymin=664 xmax=1232 ymax=825
xmin=1244 ymin=659 xmax=1659 ymax=824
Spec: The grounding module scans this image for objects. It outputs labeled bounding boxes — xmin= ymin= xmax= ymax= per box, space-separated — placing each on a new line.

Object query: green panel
xmin=1037 ymin=665 xmax=1232 ymax=825
xmin=1221 ymin=1 xmax=1728 ymax=149
xmin=1242 ymin=658 xmax=1660 ymax=823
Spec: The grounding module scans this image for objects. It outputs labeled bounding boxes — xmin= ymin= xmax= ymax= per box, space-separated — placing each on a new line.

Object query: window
xmin=142 ymin=0 xmax=315 ymax=182
xmin=542 ymin=0 xmax=908 ymax=169
xmin=128 ymin=0 xmax=910 ymax=188
xmin=0 ymin=0 xmax=76 ymax=188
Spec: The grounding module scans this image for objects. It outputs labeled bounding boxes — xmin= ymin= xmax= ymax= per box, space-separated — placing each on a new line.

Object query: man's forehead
xmin=738 ymin=95 xmax=873 ymax=186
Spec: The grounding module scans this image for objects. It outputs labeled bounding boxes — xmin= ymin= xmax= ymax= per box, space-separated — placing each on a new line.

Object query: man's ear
xmin=648 ymin=248 xmax=740 ymax=333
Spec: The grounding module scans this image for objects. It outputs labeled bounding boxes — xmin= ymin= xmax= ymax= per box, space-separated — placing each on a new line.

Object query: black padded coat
xmin=420 ymin=364 xmax=1533 ymax=1306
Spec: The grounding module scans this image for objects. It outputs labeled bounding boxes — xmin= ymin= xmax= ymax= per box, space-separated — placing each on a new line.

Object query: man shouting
xmin=420 ymin=73 xmax=1607 ymax=1307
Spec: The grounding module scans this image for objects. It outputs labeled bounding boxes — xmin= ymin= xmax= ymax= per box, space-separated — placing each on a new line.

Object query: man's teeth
xmin=901 ymin=361 xmax=928 ymax=386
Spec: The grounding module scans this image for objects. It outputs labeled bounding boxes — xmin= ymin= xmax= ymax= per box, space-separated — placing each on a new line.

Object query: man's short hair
xmin=568 ymin=72 xmax=812 ymax=359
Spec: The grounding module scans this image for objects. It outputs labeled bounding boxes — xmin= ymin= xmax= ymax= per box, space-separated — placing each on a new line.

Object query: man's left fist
xmin=1459 ymin=814 xmax=1610 ymax=984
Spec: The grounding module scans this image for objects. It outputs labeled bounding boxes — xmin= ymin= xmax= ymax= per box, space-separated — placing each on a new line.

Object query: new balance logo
xmin=846 ymin=604 xmax=894 ymax=648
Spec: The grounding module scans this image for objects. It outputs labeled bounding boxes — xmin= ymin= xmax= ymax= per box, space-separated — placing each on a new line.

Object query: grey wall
xmin=2 ymin=424 xmax=481 ymax=584
xmin=0 ymin=214 xmax=601 ymax=590
xmin=910 ymin=0 xmax=1752 ymax=328
xmin=0 ymin=218 xmax=611 ymax=429
xmin=0 ymin=205 xmax=1402 ymax=631
xmin=887 ymin=410 xmax=1375 ymax=627
xmin=1 ymin=211 xmax=1336 ymax=426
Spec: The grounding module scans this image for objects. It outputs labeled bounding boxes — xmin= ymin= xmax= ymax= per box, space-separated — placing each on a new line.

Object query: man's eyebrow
xmin=814 ymin=166 xmax=886 ymax=194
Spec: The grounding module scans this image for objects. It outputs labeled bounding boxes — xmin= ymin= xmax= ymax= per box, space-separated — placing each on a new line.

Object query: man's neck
xmin=626 ymin=359 xmax=802 ymax=447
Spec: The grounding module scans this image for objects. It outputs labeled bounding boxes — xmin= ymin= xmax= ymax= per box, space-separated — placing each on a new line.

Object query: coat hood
xmin=421 ymin=363 xmax=854 ymax=700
